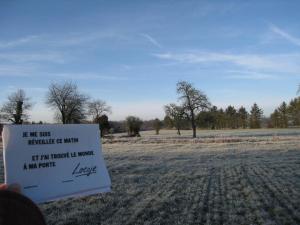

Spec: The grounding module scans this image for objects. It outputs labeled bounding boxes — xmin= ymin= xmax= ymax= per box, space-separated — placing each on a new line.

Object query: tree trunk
xmin=191 ymin=110 xmax=196 ymax=138
xmin=192 ymin=124 xmax=196 ymax=138
xmin=62 ymin=112 xmax=66 ymax=124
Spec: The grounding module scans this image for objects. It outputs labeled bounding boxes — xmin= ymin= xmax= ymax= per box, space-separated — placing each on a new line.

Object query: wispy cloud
xmin=154 ymin=52 xmax=300 ymax=74
xmin=0 ymin=30 xmax=125 ymax=49
xmin=269 ymin=24 xmax=300 ymax=46
xmin=0 ymin=52 xmax=67 ymax=63
xmin=0 ymin=35 xmax=40 ymax=48
xmin=0 ymin=64 xmax=39 ymax=77
xmin=55 ymin=31 xmax=125 ymax=46
xmin=140 ymin=33 xmax=162 ymax=48
xmin=51 ymin=72 xmax=128 ymax=81
xmin=225 ymin=70 xmax=278 ymax=80
xmin=0 ymin=65 xmax=129 ymax=80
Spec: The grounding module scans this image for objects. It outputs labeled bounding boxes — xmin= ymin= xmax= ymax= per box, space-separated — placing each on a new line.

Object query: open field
xmin=1 ymin=129 xmax=300 ymax=225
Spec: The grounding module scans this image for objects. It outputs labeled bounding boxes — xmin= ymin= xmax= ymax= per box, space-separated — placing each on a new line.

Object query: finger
xmin=7 ymin=183 xmax=21 ymax=193
xmin=0 ymin=184 xmax=8 ymax=190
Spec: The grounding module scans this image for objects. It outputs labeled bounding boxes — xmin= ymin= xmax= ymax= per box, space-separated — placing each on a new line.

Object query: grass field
xmin=1 ymin=129 xmax=300 ymax=225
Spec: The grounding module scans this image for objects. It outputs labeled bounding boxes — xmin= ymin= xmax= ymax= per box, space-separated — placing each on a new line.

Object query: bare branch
xmin=88 ymin=100 xmax=112 ymax=121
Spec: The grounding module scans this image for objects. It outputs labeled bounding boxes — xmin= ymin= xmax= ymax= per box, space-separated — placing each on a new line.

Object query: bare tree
xmin=177 ymin=81 xmax=210 ymax=138
xmin=0 ymin=89 xmax=32 ymax=124
xmin=46 ymin=82 xmax=89 ymax=124
xmin=88 ymin=100 xmax=111 ymax=121
xmin=164 ymin=103 xmax=185 ymax=135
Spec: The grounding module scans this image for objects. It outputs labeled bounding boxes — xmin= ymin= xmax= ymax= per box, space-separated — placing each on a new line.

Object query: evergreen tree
xmin=287 ymin=97 xmax=300 ymax=126
xmin=225 ymin=105 xmax=237 ymax=129
xmin=196 ymin=111 xmax=214 ymax=129
xmin=237 ymin=106 xmax=248 ymax=128
xmin=209 ymin=106 xmax=218 ymax=129
xmin=278 ymin=102 xmax=288 ymax=128
xmin=216 ymin=109 xmax=226 ymax=129
xmin=270 ymin=109 xmax=280 ymax=128
xmin=249 ymin=103 xmax=263 ymax=128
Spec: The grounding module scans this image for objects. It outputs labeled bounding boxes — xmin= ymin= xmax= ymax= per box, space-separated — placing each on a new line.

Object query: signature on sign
xmin=72 ymin=163 xmax=97 ymax=177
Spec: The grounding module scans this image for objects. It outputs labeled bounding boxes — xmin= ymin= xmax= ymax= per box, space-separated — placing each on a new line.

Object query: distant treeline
xmin=1 ymin=81 xmax=299 ymax=138
xmin=108 ymin=97 xmax=300 ymax=134
xmin=163 ymin=98 xmax=299 ymax=131
xmin=270 ymin=98 xmax=300 ymax=128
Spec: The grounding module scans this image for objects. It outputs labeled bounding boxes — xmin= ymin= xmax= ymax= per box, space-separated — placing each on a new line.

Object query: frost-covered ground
xmin=1 ymin=129 xmax=300 ymax=225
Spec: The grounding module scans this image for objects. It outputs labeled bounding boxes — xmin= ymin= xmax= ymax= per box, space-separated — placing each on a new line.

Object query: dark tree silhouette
xmin=46 ymin=82 xmax=89 ymax=124
xmin=95 ymin=114 xmax=110 ymax=137
xmin=126 ymin=116 xmax=143 ymax=137
xmin=0 ymin=89 xmax=32 ymax=124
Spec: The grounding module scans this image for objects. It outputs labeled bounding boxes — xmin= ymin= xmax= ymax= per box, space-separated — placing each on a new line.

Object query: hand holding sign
xmin=2 ymin=124 xmax=111 ymax=203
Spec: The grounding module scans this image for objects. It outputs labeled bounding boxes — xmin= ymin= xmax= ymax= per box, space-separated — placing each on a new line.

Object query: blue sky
xmin=0 ymin=0 xmax=299 ymax=122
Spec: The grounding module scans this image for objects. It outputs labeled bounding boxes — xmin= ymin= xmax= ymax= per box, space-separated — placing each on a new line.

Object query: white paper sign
xmin=2 ymin=124 xmax=111 ymax=203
